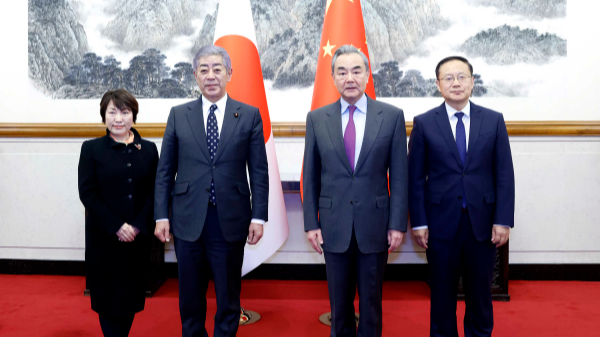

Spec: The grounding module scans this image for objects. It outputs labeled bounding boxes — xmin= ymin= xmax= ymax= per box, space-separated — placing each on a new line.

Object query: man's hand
xmin=491 ymin=226 xmax=510 ymax=248
xmin=413 ymin=228 xmax=429 ymax=249
xmin=155 ymin=220 xmax=171 ymax=243
xmin=247 ymin=222 xmax=263 ymax=245
xmin=388 ymin=229 xmax=404 ymax=252
xmin=117 ymin=223 xmax=137 ymax=242
xmin=307 ymin=229 xmax=324 ymax=254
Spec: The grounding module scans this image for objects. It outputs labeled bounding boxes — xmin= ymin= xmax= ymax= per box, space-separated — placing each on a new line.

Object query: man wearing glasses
xmin=407 ymin=56 xmax=515 ymax=337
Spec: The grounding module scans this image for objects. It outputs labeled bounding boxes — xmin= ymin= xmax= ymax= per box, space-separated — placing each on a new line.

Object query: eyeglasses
xmin=440 ymin=74 xmax=472 ymax=84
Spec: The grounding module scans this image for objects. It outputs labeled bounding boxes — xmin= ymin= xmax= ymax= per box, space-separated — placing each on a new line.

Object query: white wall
xmin=1 ymin=136 xmax=599 ymax=264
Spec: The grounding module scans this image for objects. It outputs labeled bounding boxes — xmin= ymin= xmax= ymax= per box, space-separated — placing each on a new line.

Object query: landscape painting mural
xmin=29 ymin=0 xmax=567 ymax=101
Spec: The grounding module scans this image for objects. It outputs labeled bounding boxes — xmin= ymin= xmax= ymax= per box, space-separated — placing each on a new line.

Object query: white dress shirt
xmin=157 ymin=94 xmax=265 ymax=225
xmin=412 ymin=101 xmax=506 ymax=231
xmin=340 ymin=94 xmax=368 ymax=168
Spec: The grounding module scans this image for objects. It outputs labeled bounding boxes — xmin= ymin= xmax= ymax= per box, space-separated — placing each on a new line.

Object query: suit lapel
xmin=465 ymin=102 xmax=482 ymax=169
xmin=434 ymin=103 xmax=463 ymax=168
xmin=325 ymin=100 xmax=353 ymax=174
xmin=186 ymin=98 xmax=211 ymax=162
xmin=354 ymin=97 xmax=383 ymax=174
xmin=213 ymin=96 xmax=241 ymax=164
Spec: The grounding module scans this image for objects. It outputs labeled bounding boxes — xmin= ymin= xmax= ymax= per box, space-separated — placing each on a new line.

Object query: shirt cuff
xmin=252 ymin=218 xmax=265 ymax=225
xmin=412 ymin=226 xmax=428 ymax=230
xmin=493 ymin=224 xmax=510 ymax=228
xmin=156 ymin=218 xmax=169 ymax=223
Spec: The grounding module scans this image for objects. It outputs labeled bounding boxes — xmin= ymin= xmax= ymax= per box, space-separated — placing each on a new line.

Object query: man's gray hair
xmin=331 ymin=45 xmax=370 ymax=73
xmin=192 ymin=45 xmax=232 ymax=72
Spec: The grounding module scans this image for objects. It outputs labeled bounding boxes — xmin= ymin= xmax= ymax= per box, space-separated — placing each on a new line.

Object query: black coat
xmin=78 ymin=128 xmax=159 ymax=315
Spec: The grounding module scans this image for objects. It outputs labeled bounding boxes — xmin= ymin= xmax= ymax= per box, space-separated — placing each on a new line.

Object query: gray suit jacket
xmin=154 ymin=96 xmax=269 ymax=242
xmin=303 ymin=96 xmax=408 ymax=253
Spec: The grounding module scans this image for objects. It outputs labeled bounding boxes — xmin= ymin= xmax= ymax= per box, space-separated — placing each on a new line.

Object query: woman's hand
xmin=117 ymin=223 xmax=138 ymax=242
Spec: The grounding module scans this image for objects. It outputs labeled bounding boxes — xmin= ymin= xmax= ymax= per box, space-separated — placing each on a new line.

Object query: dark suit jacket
xmin=303 ymin=96 xmax=409 ymax=254
xmin=408 ymin=101 xmax=515 ymax=241
xmin=78 ymin=128 xmax=159 ymax=315
xmin=154 ymin=96 xmax=269 ymax=243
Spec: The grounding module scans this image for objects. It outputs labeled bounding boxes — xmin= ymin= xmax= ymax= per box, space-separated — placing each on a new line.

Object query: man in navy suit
xmin=154 ymin=45 xmax=269 ymax=337
xmin=408 ymin=56 xmax=515 ymax=337
xmin=303 ymin=45 xmax=408 ymax=337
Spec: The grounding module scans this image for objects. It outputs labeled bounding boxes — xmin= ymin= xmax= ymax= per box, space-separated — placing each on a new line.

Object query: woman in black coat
xmin=78 ymin=89 xmax=159 ymax=337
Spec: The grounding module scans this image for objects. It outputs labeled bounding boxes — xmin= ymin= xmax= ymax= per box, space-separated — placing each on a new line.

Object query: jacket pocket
xmin=484 ymin=193 xmax=496 ymax=204
xmin=172 ymin=182 xmax=189 ymax=196
xmin=319 ymin=197 xmax=332 ymax=209
xmin=238 ymin=183 xmax=251 ymax=196
xmin=376 ymin=194 xmax=390 ymax=208
xmin=425 ymin=192 xmax=442 ymax=204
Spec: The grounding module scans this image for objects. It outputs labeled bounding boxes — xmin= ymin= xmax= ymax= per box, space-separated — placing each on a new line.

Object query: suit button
xmin=463 ymin=173 xmax=466 ymax=177
xmin=212 ymin=165 xmax=216 ymax=170
xmin=128 ymin=149 xmax=132 ymax=154
xmin=128 ymin=178 xmax=132 ymax=183
xmin=458 ymin=196 xmax=462 ymax=200
xmin=127 ymin=163 xmax=131 ymax=167
xmin=128 ymin=194 xmax=132 ymax=199
xmin=352 ymin=176 xmax=355 ymax=180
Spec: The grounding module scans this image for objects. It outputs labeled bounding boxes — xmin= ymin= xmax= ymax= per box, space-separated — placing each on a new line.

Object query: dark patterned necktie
xmin=455 ymin=112 xmax=467 ymax=208
xmin=344 ymin=105 xmax=357 ymax=172
xmin=207 ymin=104 xmax=219 ymax=205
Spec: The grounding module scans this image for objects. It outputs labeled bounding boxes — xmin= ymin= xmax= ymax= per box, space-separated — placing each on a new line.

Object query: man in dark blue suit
xmin=154 ymin=45 xmax=269 ymax=337
xmin=408 ymin=56 xmax=515 ymax=337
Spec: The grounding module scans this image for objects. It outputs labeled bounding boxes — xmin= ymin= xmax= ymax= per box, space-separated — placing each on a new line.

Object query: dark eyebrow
xmin=199 ymin=63 xmax=224 ymax=68
xmin=336 ymin=65 xmax=363 ymax=71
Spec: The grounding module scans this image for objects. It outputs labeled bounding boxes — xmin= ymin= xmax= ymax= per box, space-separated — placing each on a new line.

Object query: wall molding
xmin=1 ymin=121 xmax=600 ymax=138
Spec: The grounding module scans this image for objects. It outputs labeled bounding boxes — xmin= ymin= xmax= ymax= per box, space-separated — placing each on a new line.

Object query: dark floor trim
xmin=2 ymin=260 xmax=599 ymax=281
xmin=510 ymin=264 xmax=600 ymax=281
xmin=0 ymin=259 xmax=86 ymax=275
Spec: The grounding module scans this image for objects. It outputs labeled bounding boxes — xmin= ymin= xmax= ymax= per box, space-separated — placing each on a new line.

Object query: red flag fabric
xmin=311 ymin=0 xmax=376 ymax=110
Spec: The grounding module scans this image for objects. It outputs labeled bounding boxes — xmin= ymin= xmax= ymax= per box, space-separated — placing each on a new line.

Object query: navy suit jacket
xmin=154 ymin=96 xmax=269 ymax=243
xmin=303 ymin=96 xmax=409 ymax=254
xmin=408 ymin=102 xmax=515 ymax=241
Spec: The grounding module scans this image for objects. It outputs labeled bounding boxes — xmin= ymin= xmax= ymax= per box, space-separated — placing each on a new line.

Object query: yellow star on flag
xmin=322 ymin=40 xmax=336 ymax=57
xmin=350 ymin=43 xmax=361 ymax=52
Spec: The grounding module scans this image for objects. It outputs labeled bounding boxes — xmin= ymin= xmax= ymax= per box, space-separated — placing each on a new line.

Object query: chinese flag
xmin=311 ymin=0 xmax=376 ymax=110
xmin=301 ymin=0 xmax=376 ymax=201
xmin=213 ymin=0 xmax=289 ymax=276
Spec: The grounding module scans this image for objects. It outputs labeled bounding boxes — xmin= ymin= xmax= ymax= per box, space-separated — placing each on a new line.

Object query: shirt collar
xmin=341 ymin=94 xmax=367 ymax=115
xmin=202 ymin=94 xmax=228 ymax=114
xmin=446 ymin=101 xmax=471 ymax=119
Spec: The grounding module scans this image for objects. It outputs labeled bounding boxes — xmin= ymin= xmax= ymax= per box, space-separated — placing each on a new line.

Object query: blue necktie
xmin=207 ymin=104 xmax=219 ymax=205
xmin=455 ymin=112 xmax=467 ymax=208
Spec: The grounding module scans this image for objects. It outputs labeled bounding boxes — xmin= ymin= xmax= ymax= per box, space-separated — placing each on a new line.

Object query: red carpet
xmin=0 ymin=275 xmax=599 ymax=336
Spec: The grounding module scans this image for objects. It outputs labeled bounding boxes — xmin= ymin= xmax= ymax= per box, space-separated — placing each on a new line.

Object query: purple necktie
xmin=344 ymin=105 xmax=357 ymax=172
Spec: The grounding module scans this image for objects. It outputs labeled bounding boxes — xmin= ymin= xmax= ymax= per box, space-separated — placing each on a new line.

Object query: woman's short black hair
xmin=99 ymin=89 xmax=139 ymax=123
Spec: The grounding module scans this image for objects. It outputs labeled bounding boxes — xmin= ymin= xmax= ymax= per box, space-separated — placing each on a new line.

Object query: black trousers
xmin=174 ymin=204 xmax=246 ymax=337
xmin=98 ymin=314 xmax=135 ymax=337
xmin=324 ymin=230 xmax=388 ymax=337
xmin=427 ymin=211 xmax=497 ymax=337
